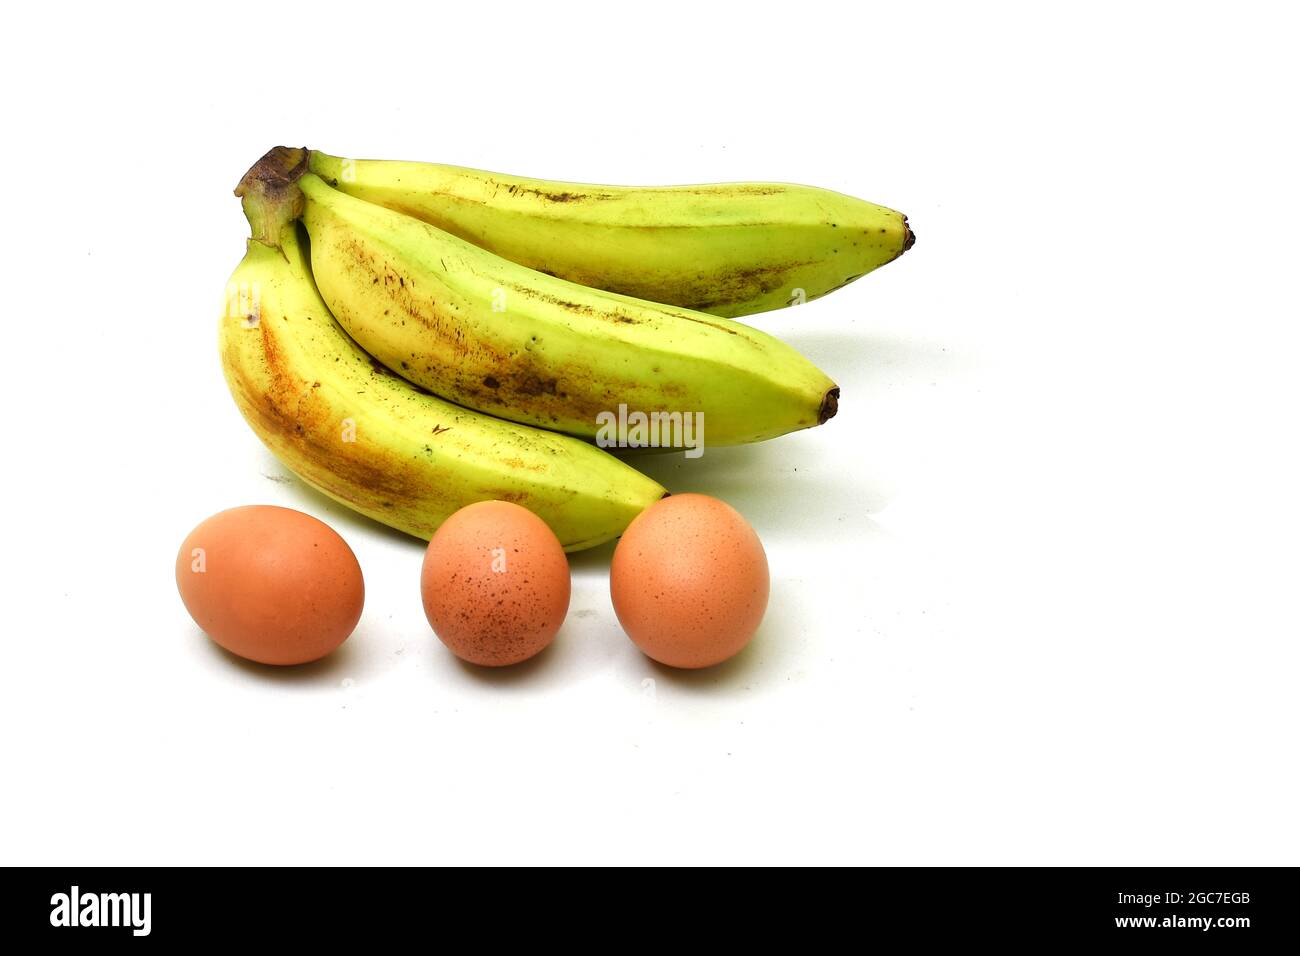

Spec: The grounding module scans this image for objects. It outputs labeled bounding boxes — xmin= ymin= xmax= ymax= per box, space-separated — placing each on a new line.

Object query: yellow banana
xmin=309 ymin=149 xmax=912 ymax=318
xmin=297 ymin=170 xmax=840 ymax=446
xmin=222 ymin=154 xmax=665 ymax=550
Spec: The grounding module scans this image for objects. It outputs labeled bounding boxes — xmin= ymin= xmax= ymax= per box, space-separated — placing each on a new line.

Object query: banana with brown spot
xmin=220 ymin=216 xmax=666 ymax=551
xmin=309 ymin=150 xmax=912 ymax=318
xmin=298 ymin=171 xmax=840 ymax=445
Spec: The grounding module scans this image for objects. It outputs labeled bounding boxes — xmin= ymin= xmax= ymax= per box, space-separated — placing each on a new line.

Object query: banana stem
xmin=235 ymin=146 xmax=310 ymax=247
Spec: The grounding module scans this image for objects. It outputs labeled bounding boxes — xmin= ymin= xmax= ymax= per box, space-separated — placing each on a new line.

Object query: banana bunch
xmin=219 ymin=146 xmax=911 ymax=549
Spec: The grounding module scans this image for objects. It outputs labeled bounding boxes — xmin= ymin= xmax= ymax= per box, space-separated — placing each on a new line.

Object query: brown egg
xmin=610 ymin=494 xmax=769 ymax=669
xmin=176 ymin=505 xmax=364 ymax=665
xmin=421 ymin=500 xmax=571 ymax=666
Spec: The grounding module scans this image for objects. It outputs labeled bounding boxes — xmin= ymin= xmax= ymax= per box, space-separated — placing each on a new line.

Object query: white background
xmin=2 ymin=2 xmax=1296 ymax=865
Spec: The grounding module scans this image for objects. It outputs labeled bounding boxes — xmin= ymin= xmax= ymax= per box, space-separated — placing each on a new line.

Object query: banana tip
xmin=903 ymin=218 xmax=915 ymax=252
xmin=819 ymin=387 xmax=840 ymax=424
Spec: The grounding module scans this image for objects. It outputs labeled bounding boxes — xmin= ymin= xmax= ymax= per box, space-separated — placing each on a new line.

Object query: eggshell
xmin=176 ymin=505 xmax=364 ymax=665
xmin=610 ymin=493 xmax=768 ymax=668
xmin=421 ymin=500 xmax=571 ymax=666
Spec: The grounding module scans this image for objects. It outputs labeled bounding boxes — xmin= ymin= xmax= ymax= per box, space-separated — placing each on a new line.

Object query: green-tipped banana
xmin=221 ymin=154 xmax=666 ymax=550
xmin=296 ymin=170 xmax=840 ymax=445
xmin=309 ymin=149 xmax=912 ymax=318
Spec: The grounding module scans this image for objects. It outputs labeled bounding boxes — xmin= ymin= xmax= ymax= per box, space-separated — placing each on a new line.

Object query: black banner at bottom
xmin=4 ymin=867 xmax=1292 ymax=945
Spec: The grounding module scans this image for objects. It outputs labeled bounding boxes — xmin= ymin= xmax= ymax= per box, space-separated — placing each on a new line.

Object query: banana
xmin=222 ymin=156 xmax=665 ymax=550
xmin=296 ymin=169 xmax=840 ymax=446
xmin=309 ymin=149 xmax=912 ymax=318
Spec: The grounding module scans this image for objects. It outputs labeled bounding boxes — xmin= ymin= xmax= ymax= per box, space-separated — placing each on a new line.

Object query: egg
xmin=610 ymin=494 xmax=769 ymax=668
xmin=176 ymin=505 xmax=364 ymax=665
xmin=421 ymin=500 xmax=571 ymax=666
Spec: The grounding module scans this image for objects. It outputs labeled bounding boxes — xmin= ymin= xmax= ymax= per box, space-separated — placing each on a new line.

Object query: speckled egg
xmin=176 ymin=505 xmax=364 ymax=665
xmin=421 ymin=500 xmax=571 ymax=666
xmin=610 ymin=493 xmax=769 ymax=669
